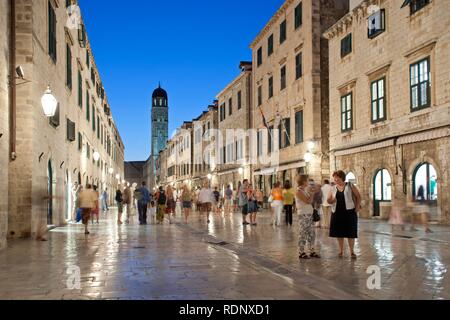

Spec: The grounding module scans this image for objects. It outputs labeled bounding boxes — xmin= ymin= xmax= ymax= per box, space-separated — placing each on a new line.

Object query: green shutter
xmin=86 ymin=91 xmax=90 ymax=121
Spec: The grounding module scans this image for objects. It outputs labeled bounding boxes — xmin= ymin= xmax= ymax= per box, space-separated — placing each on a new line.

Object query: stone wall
xmin=0 ymin=0 xmax=10 ymax=249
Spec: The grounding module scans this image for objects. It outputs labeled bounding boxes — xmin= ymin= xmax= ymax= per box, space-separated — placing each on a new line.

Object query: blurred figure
xmin=181 ymin=185 xmax=192 ymax=224
xmin=282 ymin=180 xmax=295 ymax=227
xmin=91 ymin=186 xmax=100 ymax=225
xmin=78 ymin=184 xmax=98 ymax=235
xmin=247 ymin=184 xmax=258 ymax=226
xmin=224 ymin=185 xmax=233 ymax=214
xmin=411 ymin=185 xmax=433 ymax=233
xmin=198 ymin=182 xmax=213 ymax=224
xmin=388 ymin=198 xmax=405 ymax=232
xmin=101 ymin=188 xmax=109 ymax=212
xmin=115 ymin=189 xmax=124 ymax=225
xmin=239 ymin=180 xmax=250 ymax=225
xmin=321 ymin=179 xmax=332 ymax=229
xmin=271 ymin=182 xmax=284 ymax=227
xmin=71 ymin=182 xmax=81 ymax=222
xmin=149 ymin=201 xmax=157 ymax=224
xmin=155 ymin=186 xmax=167 ymax=224
xmin=255 ymin=188 xmax=264 ymax=213
xmin=213 ymin=187 xmax=221 ymax=214
xmin=123 ymin=185 xmax=132 ymax=224
xmin=166 ymin=186 xmax=176 ymax=224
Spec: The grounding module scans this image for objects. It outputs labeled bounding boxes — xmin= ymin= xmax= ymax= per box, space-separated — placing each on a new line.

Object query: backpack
xmin=134 ymin=189 xmax=143 ymax=201
xmin=158 ymin=191 xmax=167 ymax=205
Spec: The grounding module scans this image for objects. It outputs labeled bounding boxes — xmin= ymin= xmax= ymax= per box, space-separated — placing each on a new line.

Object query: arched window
xmin=413 ymin=163 xmax=437 ymax=201
xmin=373 ymin=169 xmax=392 ymax=217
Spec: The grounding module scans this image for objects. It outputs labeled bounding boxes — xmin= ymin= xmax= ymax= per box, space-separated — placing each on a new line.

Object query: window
xmin=268 ymin=126 xmax=273 ymax=153
xmin=404 ymin=0 xmax=430 ymax=15
xmin=280 ymin=20 xmax=287 ymax=44
xmin=283 ymin=119 xmax=291 ymax=148
xmin=257 ymin=47 xmax=263 ymax=67
xmin=237 ymin=91 xmax=242 ymax=110
xmin=295 ymin=2 xmax=303 ymax=29
xmin=258 ymin=86 xmax=262 ymax=106
xmin=48 ymin=1 xmax=57 ymax=63
xmin=229 ymin=98 xmax=233 ymax=116
xmin=86 ymin=144 xmax=90 ymax=159
xmin=371 ymin=78 xmax=386 ymax=123
xmin=92 ymin=106 xmax=96 ymax=131
xmin=341 ymin=93 xmax=353 ymax=132
xmin=280 ymin=66 xmax=286 ymax=91
xmin=295 ymin=53 xmax=302 ymax=80
xmin=78 ymin=132 xmax=83 ymax=151
xmin=295 ymin=111 xmax=303 ymax=144
xmin=410 ymin=58 xmax=430 ymax=111
xmin=368 ymin=9 xmax=385 ymax=39
xmin=341 ymin=34 xmax=352 ymax=58
xmin=66 ymin=0 xmax=71 ymax=7
xmin=268 ymin=34 xmax=274 ymax=56
xmin=257 ymin=131 xmax=263 ymax=157
xmin=91 ymin=68 xmax=95 ymax=86
xmin=268 ymin=77 xmax=273 ymax=98
xmin=86 ymin=91 xmax=90 ymax=121
xmin=86 ymin=50 xmax=90 ymax=69
xmin=67 ymin=119 xmax=76 ymax=142
xmin=78 ymin=71 xmax=82 ymax=108
xmin=66 ymin=44 xmax=72 ymax=90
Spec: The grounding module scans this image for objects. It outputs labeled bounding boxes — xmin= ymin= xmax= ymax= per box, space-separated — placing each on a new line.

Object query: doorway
xmin=373 ymin=169 xmax=392 ymax=217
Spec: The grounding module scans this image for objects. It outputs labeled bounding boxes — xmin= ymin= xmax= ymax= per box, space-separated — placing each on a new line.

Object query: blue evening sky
xmin=78 ymin=0 xmax=284 ymax=161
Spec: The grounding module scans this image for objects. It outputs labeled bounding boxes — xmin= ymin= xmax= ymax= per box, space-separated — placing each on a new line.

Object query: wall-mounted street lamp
xmin=207 ymin=174 xmax=212 ymax=180
xmin=116 ymin=174 xmax=120 ymax=180
xmin=307 ymin=141 xmax=316 ymax=152
xmin=93 ymin=151 xmax=100 ymax=162
xmin=304 ymin=151 xmax=312 ymax=164
xmin=41 ymin=86 xmax=58 ymax=117
xmin=108 ymin=168 xmax=114 ymax=174
xmin=238 ymin=167 xmax=244 ymax=175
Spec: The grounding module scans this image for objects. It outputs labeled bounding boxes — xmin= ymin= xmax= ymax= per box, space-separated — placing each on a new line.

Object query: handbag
xmin=313 ymin=207 xmax=321 ymax=222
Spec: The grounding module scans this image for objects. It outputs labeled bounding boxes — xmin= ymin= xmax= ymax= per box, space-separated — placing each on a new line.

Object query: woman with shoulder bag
xmin=296 ymin=175 xmax=321 ymax=260
xmin=327 ymin=170 xmax=362 ymax=259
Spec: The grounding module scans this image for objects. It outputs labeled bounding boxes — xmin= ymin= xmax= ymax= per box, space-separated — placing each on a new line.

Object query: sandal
xmin=310 ymin=252 xmax=321 ymax=259
xmin=299 ymin=253 xmax=310 ymax=260
xmin=338 ymin=253 xmax=344 ymax=258
xmin=351 ymin=253 xmax=357 ymax=259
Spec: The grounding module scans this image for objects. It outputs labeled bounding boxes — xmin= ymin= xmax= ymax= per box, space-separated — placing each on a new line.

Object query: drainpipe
xmin=9 ymin=0 xmax=16 ymax=161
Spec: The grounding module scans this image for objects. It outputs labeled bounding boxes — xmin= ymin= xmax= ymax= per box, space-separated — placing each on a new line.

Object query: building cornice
xmin=216 ymin=71 xmax=249 ymax=99
xmin=250 ymin=0 xmax=295 ymax=49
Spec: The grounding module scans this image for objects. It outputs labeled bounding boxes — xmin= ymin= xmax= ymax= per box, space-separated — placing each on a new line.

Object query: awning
xmin=397 ymin=127 xmax=450 ymax=145
xmin=253 ymin=161 xmax=306 ymax=176
xmin=334 ymin=139 xmax=395 ymax=157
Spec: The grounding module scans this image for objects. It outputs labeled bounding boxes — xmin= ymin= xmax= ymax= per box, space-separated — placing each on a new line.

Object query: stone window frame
xmin=338 ymin=79 xmax=356 ymax=134
xmin=340 ymin=93 xmax=353 ymax=133
xmin=409 ymin=57 xmax=431 ymax=112
xmin=268 ymin=34 xmax=274 ymax=57
xmin=294 ymin=2 xmax=303 ymax=30
xmin=341 ymin=33 xmax=352 ymax=59
xmin=268 ymin=76 xmax=274 ymax=99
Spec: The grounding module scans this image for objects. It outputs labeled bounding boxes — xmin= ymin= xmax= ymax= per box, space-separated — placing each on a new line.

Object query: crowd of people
xmin=70 ymin=171 xmax=434 ymax=260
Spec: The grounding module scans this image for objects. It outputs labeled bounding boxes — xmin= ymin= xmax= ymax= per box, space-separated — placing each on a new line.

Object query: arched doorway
xmin=373 ymin=169 xmax=392 ymax=217
xmin=346 ymin=172 xmax=357 ymax=185
xmin=413 ymin=162 xmax=438 ymax=220
xmin=47 ymin=160 xmax=54 ymax=225
xmin=413 ymin=162 xmax=437 ymax=201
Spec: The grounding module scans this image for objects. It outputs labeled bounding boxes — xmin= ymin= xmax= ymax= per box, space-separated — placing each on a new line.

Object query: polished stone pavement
xmin=0 ymin=206 xmax=448 ymax=300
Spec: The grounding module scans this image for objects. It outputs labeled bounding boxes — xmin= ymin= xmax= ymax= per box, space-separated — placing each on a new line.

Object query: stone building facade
xmin=250 ymin=0 xmax=349 ymax=195
xmin=1 ymin=0 xmax=125 ymax=245
xmin=191 ymin=105 xmax=218 ymax=189
xmin=325 ymin=0 xmax=450 ymax=222
xmin=216 ymin=62 xmax=252 ymax=195
xmin=0 ymin=0 xmax=10 ymax=249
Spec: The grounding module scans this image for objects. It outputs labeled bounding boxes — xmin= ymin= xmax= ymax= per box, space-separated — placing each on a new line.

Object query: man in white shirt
xmin=321 ymin=179 xmax=333 ymax=229
xmin=198 ymin=182 xmax=213 ymax=224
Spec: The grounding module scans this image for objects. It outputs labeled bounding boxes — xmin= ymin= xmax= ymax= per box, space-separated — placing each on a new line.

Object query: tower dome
xmin=152 ymin=83 xmax=168 ymax=100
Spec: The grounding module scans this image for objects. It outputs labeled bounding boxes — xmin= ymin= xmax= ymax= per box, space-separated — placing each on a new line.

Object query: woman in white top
xmin=296 ymin=175 xmax=321 ymax=260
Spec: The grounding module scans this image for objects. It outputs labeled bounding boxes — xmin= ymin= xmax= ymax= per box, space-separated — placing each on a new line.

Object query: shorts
xmin=81 ymin=208 xmax=91 ymax=225
xmin=183 ymin=201 xmax=192 ymax=209
xmin=248 ymin=201 xmax=258 ymax=214
xmin=224 ymin=199 xmax=232 ymax=206
xmin=201 ymin=203 xmax=211 ymax=212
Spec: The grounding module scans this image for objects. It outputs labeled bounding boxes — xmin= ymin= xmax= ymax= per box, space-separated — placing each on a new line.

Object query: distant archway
xmin=413 ymin=162 xmax=438 ymax=202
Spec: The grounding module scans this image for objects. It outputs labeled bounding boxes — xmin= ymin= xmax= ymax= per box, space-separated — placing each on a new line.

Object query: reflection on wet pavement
xmin=0 ymin=207 xmax=448 ymax=300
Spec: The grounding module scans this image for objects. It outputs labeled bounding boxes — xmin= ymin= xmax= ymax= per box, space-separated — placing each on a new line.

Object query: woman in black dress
xmin=327 ymin=171 xmax=361 ymax=259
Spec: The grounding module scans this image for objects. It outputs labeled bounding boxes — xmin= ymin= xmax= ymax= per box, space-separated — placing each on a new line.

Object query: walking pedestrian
xmin=239 ymin=180 xmax=250 ymax=225
xmin=115 ymin=189 xmax=124 ymax=225
xmin=212 ymin=187 xmax=221 ymax=214
xmin=101 ymin=188 xmax=109 ymax=212
xmin=255 ymin=188 xmax=264 ymax=212
xmin=149 ymin=201 xmax=157 ymax=224
xmin=181 ymin=185 xmax=193 ymax=224
xmin=271 ymin=182 xmax=284 ymax=226
xmin=198 ymin=182 xmax=213 ymax=224
xmin=282 ymin=180 xmax=295 ymax=227
xmin=247 ymin=184 xmax=258 ymax=226
xmin=411 ymin=186 xmax=433 ymax=233
xmin=91 ymin=186 xmax=100 ymax=225
xmin=327 ymin=171 xmax=361 ymax=259
xmin=123 ymin=185 xmax=132 ymax=224
xmin=136 ymin=181 xmax=151 ymax=225
xmin=78 ymin=184 xmax=98 ymax=235
xmin=155 ymin=187 xmax=167 ymax=224
xmin=166 ymin=186 xmax=176 ymax=224
xmin=296 ymin=175 xmax=321 ymax=259
xmin=71 ymin=182 xmax=81 ymax=222
xmin=310 ymin=180 xmax=323 ymax=228
xmin=321 ymin=179 xmax=332 ymax=229
xmin=389 ymin=198 xmax=405 ymax=232
xmin=224 ymin=185 xmax=233 ymax=214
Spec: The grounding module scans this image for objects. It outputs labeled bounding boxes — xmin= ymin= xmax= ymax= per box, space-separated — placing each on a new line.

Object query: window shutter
xmin=67 ymin=119 xmax=76 ymax=142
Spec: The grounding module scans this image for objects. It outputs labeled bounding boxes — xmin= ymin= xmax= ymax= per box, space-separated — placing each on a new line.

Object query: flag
xmin=258 ymin=106 xmax=270 ymax=130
